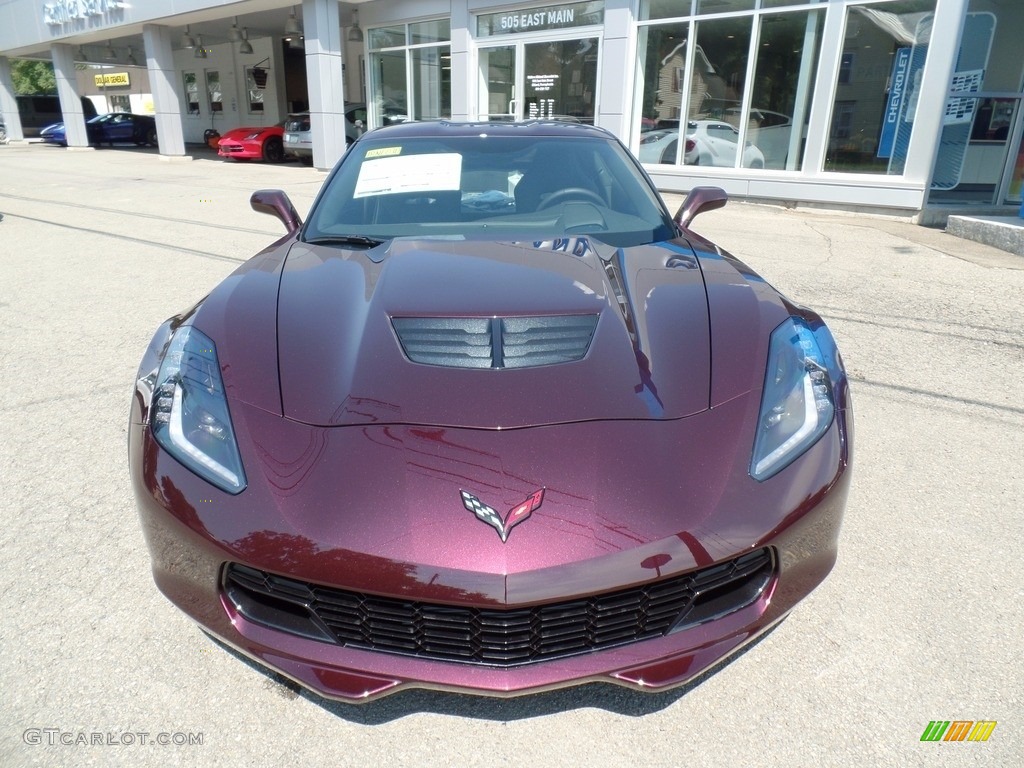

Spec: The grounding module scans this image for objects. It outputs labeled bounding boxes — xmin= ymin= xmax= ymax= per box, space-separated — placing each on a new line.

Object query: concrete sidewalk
xmin=1 ymin=143 xmax=1021 ymax=768
xmin=945 ymin=214 xmax=1024 ymax=257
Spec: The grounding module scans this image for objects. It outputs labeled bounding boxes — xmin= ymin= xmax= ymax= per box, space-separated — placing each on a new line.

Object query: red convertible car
xmin=131 ymin=120 xmax=852 ymax=703
xmin=217 ymin=123 xmax=286 ymax=162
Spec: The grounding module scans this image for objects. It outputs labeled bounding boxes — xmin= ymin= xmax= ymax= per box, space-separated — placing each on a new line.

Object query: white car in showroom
xmin=639 ymin=120 xmax=764 ymax=168
xmin=284 ymin=102 xmax=407 ymax=164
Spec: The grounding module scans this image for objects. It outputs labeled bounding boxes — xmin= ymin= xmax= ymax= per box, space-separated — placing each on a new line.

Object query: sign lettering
xmin=94 ymin=72 xmax=130 ymax=87
xmin=477 ymin=2 xmax=603 ymax=37
xmin=45 ymin=0 xmax=125 ymax=27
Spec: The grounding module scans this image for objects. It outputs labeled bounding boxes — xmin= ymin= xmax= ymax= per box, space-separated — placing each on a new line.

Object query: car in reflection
xmin=637 ymin=128 xmax=692 ymax=165
xmin=217 ymin=123 xmax=286 ymax=163
xmin=39 ymin=112 xmax=158 ymax=147
xmin=283 ymin=103 xmax=405 ymax=164
xmin=725 ymin=108 xmax=794 ymax=169
xmin=129 ymin=120 xmax=852 ymax=703
xmin=639 ymin=120 xmax=765 ymax=168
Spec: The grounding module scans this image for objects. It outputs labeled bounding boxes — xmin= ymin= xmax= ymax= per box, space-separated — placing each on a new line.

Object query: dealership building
xmin=1 ymin=0 xmax=1022 ymax=221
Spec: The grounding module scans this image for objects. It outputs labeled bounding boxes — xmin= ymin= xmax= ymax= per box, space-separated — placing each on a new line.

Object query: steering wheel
xmin=538 ymin=187 xmax=605 ymax=210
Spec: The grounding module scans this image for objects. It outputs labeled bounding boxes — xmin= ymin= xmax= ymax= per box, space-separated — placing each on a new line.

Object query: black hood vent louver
xmin=392 ymin=315 xmax=599 ymax=370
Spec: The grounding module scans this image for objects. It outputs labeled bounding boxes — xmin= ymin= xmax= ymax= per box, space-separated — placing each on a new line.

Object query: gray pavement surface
xmin=1 ymin=142 xmax=1021 ymax=767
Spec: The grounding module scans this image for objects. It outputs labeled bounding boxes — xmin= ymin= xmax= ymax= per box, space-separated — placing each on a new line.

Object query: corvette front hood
xmin=219 ymin=387 xmax=848 ymax=603
xmin=277 ymin=237 xmax=710 ymax=428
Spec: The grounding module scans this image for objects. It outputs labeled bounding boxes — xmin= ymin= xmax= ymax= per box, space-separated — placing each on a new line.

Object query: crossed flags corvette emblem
xmin=460 ymin=489 xmax=545 ymax=542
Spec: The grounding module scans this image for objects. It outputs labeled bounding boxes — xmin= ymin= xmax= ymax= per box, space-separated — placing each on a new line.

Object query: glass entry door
xmin=479 ymin=45 xmax=517 ymax=121
xmin=479 ymin=38 xmax=599 ymax=123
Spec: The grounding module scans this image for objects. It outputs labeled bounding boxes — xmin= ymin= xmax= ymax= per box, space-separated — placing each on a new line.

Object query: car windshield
xmin=303 ymin=133 xmax=676 ymax=248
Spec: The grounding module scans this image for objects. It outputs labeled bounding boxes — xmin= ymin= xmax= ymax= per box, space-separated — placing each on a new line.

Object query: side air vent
xmin=392 ymin=315 xmax=598 ymax=370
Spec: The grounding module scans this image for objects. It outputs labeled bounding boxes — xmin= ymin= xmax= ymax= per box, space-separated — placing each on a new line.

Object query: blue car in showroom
xmin=40 ymin=112 xmax=157 ymax=147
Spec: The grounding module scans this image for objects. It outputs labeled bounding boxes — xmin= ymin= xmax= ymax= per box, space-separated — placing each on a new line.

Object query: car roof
xmin=361 ymin=120 xmax=615 ymax=141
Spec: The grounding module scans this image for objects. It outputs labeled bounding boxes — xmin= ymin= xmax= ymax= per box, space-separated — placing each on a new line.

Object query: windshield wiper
xmin=304 ymin=234 xmax=386 ymax=248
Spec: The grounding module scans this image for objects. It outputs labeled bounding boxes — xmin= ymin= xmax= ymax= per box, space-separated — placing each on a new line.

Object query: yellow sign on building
xmin=94 ymin=72 xmax=130 ymax=87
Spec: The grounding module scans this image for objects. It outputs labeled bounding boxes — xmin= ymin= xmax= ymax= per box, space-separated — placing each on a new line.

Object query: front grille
xmin=391 ymin=315 xmax=599 ymax=370
xmin=223 ymin=548 xmax=773 ymax=667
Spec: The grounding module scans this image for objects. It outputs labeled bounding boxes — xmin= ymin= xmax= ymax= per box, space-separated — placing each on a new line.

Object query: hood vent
xmin=392 ymin=315 xmax=599 ymax=370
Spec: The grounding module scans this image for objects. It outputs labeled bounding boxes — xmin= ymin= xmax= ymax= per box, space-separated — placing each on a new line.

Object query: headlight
xmin=244 ymin=132 xmax=262 ymax=140
xmin=150 ymin=325 xmax=247 ymax=494
xmin=750 ymin=317 xmax=836 ymax=481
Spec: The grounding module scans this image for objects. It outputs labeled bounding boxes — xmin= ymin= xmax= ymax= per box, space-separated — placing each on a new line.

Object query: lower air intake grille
xmin=224 ymin=548 xmax=774 ymax=667
xmin=391 ymin=315 xmax=599 ymax=369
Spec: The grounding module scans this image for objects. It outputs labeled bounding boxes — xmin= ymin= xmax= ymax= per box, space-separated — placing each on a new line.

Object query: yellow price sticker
xmin=365 ymin=146 xmax=402 ymax=158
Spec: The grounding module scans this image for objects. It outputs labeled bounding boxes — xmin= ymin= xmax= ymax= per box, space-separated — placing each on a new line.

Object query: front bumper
xmin=130 ymin=389 xmax=851 ymax=703
xmin=218 ymin=142 xmax=261 ymax=159
xmin=283 ymin=139 xmax=311 ymax=158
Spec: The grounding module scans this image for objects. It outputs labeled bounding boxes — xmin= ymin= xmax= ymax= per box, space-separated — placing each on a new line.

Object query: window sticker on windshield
xmin=354 ymin=153 xmax=463 ymax=198
xmin=365 ymin=146 xmax=402 ymax=158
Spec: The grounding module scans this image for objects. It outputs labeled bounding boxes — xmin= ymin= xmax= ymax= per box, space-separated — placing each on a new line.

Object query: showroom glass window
xmin=183 ymin=71 xmax=200 ymax=115
xmin=206 ymin=70 xmax=223 ymax=113
xmin=824 ymin=0 xmax=937 ymax=174
xmin=928 ymin=0 xmax=1024 ymax=206
xmin=367 ymin=19 xmax=451 ymax=127
xmin=246 ymin=67 xmax=266 ymax=114
xmin=635 ymin=0 xmax=824 ymax=171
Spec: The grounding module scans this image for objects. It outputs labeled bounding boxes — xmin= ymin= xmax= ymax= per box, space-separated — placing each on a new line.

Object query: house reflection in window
xmin=183 ymin=72 xmax=200 ymax=115
xmin=206 ymin=70 xmax=223 ymax=113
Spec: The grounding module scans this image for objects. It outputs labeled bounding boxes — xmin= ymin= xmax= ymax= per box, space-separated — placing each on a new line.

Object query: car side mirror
xmin=674 ymin=186 xmax=728 ymax=230
xmin=250 ymin=189 xmax=302 ymax=235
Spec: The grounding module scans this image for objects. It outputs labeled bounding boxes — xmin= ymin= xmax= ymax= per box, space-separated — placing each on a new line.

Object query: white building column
xmin=51 ymin=43 xmax=89 ymax=148
xmin=801 ymin=3 xmax=846 ymax=177
xmin=304 ymin=0 xmax=346 ymax=170
xmin=449 ymin=2 xmax=471 ymax=121
xmin=0 ymin=56 xmax=23 ymax=141
xmin=903 ymin=0 xmax=969 ymax=183
xmin=143 ymin=24 xmax=187 ymax=158
xmin=596 ymin=0 xmax=635 ymax=141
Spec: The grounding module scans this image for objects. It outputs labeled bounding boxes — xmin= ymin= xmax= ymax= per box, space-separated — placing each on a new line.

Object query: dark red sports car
xmin=129 ymin=121 xmax=852 ymax=702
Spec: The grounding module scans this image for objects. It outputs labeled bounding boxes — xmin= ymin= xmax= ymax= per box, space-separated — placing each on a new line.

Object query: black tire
xmin=300 ymin=155 xmax=314 ymax=166
xmin=145 ymin=126 xmax=158 ymax=147
xmin=263 ymin=137 xmax=285 ymax=163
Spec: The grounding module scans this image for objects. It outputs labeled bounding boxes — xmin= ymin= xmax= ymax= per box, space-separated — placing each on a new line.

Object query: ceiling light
xmin=228 ymin=17 xmax=242 ymax=42
xmin=194 ymin=35 xmax=207 ymax=59
xmin=348 ymin=10 xmax=363 ymax=43
xmin=239 ymin=28 xmax=253 ymax=55
xmin=285 ymin=7 xmax=301 ymax=36
xmin=181 ymin=25 xmax=195 ymax=49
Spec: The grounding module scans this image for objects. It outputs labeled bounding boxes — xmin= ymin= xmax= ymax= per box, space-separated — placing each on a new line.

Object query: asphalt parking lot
xmin=1 ymin=141 xmax=1021 ymax=767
